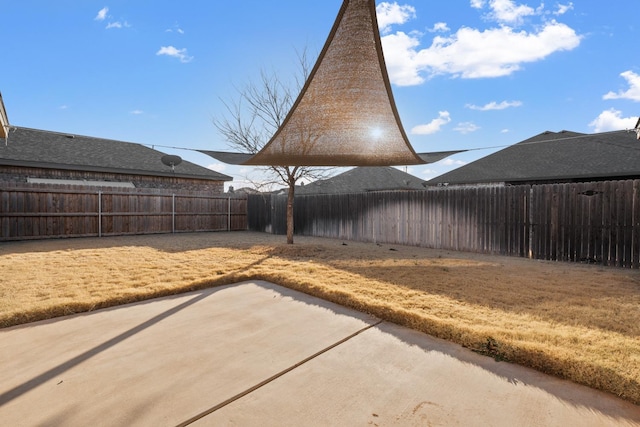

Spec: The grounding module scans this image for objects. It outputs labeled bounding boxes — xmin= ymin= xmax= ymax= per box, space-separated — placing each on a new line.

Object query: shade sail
xmin=199 ymin=149 xmax=467 ymax=165
xmin=208 ymin=0 xmax=453 ymax=167
xmin=416 ymin=150 xmax=467 ymax=164
xmin=199 ymin=151 xmax=254 ymax=165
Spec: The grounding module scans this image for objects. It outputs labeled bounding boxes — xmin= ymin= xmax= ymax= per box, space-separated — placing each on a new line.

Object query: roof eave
xmin=432 ymin=170 xmax=640 ymax=186
xmin=0 ymin=93 xmax=9 ymax=139
xmin=0 ymin=159 xmax=233 ymax=182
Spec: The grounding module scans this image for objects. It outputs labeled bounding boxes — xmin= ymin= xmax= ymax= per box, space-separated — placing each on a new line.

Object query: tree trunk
xmin=286 ymin=182 xmax=295 ymax=244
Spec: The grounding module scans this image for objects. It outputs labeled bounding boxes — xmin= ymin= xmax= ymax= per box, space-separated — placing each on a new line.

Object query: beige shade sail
xmin=205 ymin=0 xmax=461 ymax=166
xmin=198 ymin=149 xmax=466 ymax=166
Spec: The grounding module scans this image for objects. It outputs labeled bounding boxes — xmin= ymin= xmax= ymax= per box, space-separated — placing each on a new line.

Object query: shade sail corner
xmin=197 ymin=150 xmax=254 ymax=165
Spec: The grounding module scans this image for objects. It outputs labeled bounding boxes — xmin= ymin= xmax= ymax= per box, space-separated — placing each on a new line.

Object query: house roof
xmin=0 ymin=93 xmax=9 ymax=140
xmin=0 ymin=127 xmax=232 ymax=181
xmin=427 ymin=129 xmax=640 ymax=185
xmin=297 ymin=166 xmax=426 ymax=195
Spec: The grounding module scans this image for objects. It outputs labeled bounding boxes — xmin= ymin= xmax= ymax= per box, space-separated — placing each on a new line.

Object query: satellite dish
xmin=161 ymin=155 xmax=182 ymax=171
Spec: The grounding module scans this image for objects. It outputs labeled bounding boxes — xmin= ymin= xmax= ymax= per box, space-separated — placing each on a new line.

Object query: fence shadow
xmin=0 ymin=230 xmax=261 ymax=255
xmin=264 ymin=239 xmax=640 ymax=338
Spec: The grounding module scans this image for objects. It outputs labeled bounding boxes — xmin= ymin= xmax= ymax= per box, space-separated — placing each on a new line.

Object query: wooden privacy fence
xmin=248 ymin=180 xmax=640 ymax=268
xmin=0 ymin=183 xmax=247 ymax=241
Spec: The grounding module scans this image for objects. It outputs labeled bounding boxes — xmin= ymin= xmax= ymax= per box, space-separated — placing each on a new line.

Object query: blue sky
xmin=2 ymin=1 xmax=639 ymax=189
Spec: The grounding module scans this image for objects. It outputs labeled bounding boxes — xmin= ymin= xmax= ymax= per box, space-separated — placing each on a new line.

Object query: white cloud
xmin=411 ymin=111 xmax=451 ymax=134
xmin=95 ymin=7 xmax=130 ymax=30
xmin=483 ymin=0 xmax=536 ymax=25
xmin=208 ymin=163 xmax=227 ymax=173
xmin=441 ymin=158 xmax=468 ymax=166
xmin=166 ymin=24 xmax=185 ymax=34
xmin=454 ymin=122 xmax=481 ymax=134
xmin=95 ymin=7 xmax=108 ymax=21
xmin=106 ymin=21 xmax=130 ymax=29
xmin=554 ymin=3 xmax=574 ymax=15
xmin=428 ymin=22 xmax=450 ymax=33
xmin=420 ymin=22 xmax=580 ymax=78
xmin=466 ymin=100 xmax=523 ymax=110
xmin=382 ymin=20 xmax=580 ymax=84
xmin=589 ymin=109 xmax=637 ymax=132
xmin=393 ymin=166 xmax=417 ymax=175
xmin=376 ymin=2 xmax=416 ymax=34
xmin=381 ymin=2 xmax=580 ymax=85
xmin=420 ymin=168 xmax=439 ymax=176
xmin=603 ymin=71 xmax=640 ymax=102
xmin=381 ymin=32 xmax=425 ymax=85
xmin=58 ymin=105 xmax=69 ymax=110
xmin=130 ymin=110 xmax=144 ymax=115
xmin=156 ymin=46 xmax=193 ymax=63
xmin=501 ymin=128 xmax=510 ymax=133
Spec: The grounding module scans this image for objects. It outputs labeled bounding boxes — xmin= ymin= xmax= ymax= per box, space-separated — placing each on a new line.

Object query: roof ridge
xmin=14 ymin=126 xmax=143 ymax=146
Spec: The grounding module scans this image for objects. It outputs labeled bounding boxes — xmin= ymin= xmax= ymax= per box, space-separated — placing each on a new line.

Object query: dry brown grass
xmin=1 ymin=231 xmax=639 ymax=404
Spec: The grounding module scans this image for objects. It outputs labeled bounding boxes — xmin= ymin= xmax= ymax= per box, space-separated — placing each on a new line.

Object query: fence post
xmin=172 ymin=194 xmax=176 ymax=234
xmin=528 ymin=187 xmax=534 ymax=258
xmin=98 ymin=191 xmax=102 ymax=238
xmin=228 ymin=196 xmax=231 ymax=231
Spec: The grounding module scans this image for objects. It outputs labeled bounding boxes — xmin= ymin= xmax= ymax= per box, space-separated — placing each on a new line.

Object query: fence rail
xmin=0 ymin=183 xmax=247 ymax=241
xmin=6 ymin=180 xmax=640 ymax=267
xmin=248 ymin=180 xmax=640 ymax=268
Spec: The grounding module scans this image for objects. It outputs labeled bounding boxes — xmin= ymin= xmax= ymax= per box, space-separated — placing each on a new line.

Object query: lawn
xmin=1 ymin=231 xmax=638 ymax=405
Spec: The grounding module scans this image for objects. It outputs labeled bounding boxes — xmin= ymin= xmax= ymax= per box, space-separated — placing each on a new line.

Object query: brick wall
xmin=0 ymin=166 xmax=224 ymax=193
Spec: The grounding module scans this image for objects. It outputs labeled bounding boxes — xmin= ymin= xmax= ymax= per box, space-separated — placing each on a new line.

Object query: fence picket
xmin=248 ymin=179 xmax=640 ymax=268
xmin=0 ymin=183 xmax=247 ymax=241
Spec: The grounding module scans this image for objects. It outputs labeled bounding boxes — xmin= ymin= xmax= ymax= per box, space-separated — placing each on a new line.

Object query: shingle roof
xmin=0 ymin=127 xmax=232 ymax=181
xmin=427 ymin=130 xmax=640 ymax=185
xmin=0 ymin=93 xmax=9 ymax=139
xmin=297 ymin=166 xmax=426 ymax=195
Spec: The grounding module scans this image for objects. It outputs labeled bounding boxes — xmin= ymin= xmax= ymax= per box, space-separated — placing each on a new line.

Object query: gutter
xmin=0 ymin=159 xmax=233 ymax=182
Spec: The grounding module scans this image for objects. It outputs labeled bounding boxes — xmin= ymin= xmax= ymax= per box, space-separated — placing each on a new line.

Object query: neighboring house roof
xmin=297 ymin=166 xmax=426 ymax=195
xmin=229 ymin=186 xmax=262 ymax=195
xmin=427 ymin=129 xmax=640 ymax=186
xmin=0 ymin=127 xmax=232 ymax=181
xmin=0 ymin=93 xmax=9 ymax=140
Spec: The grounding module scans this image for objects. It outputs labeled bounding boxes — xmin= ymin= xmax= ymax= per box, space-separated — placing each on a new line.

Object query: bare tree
xmin=213 ymin=49 xmax=331 ymax=244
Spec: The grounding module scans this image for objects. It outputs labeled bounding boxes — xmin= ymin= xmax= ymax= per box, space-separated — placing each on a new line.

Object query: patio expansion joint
xmin=175 ymin=318 xmax=384 ymax=427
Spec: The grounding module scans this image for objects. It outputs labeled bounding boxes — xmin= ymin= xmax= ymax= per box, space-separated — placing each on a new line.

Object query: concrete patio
xmin=0 ymin=281 xmax=638 ymax=426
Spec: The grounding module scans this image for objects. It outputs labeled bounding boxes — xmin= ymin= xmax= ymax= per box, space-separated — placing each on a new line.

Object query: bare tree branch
xmin=212 ymin=46 xmax=334 ymax=243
